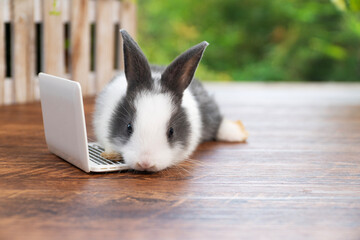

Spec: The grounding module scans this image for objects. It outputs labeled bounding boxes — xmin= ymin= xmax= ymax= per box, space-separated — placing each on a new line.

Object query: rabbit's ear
xmin=120 ymin=29 xmax=152 ymax=91
xmin=161 ymin=41 xmax=209 ymax=97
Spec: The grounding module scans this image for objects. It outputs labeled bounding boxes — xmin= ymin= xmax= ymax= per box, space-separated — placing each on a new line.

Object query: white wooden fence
xmin=0 ymin=0 xmax=136 ymax=105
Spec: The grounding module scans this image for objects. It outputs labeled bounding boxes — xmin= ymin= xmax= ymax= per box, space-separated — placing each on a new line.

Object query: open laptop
xmin=38 ymin=73 xmax=130 ymax=173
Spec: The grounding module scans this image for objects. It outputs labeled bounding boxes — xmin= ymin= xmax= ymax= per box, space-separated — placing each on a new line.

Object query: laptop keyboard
xmin=88 ymin=144 xmax=125 ymax=165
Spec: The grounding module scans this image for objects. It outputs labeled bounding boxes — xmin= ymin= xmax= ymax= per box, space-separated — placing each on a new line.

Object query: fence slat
xmin=71 ymin=0 xmax=89 ymax=95
xmin=96 ymin=0 xmax=114 ymax=91
xmin=42 ymin=0 xmax=64 ymax=76
xmin=4 ymin=0 xmax=10 ymax=22
xmin=1 ymin=0 xmax=137 ymax=106
xmin=43 ymin=0 xmax=64 ymax=77
xmin=0 ymin=0 xmax=5 ymax=104
xmin=12 ymin=0 xmax=35 ymax=103
xmin=119 ymin=0 xmax=137 ymax=70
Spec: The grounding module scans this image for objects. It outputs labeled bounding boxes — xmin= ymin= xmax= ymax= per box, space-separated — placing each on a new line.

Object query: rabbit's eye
xmin=167 ymin=127 xmax=174 ymax=139
xmin=127 ymin=123 xmax=133 ymax=135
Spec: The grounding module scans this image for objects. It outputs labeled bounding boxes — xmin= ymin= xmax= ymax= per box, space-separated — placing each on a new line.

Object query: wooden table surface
xmin=0 ymin=83 xmax=359 ymax=240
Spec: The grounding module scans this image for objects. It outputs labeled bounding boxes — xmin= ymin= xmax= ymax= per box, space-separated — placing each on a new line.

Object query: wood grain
xmin=11 ymin=0 xmax=35 ymax=103
xmin=0 ymin=0 xmax=4 ymax=104
xmin=0 ymin=83 xmax=359 ymax=240
xmin=43 ymin=0 xmax=65 ymax=77
xmin=70 ymin=0 xmax=89 ymax=94
xmin=95 ymin=0 xmax=115 ymax=91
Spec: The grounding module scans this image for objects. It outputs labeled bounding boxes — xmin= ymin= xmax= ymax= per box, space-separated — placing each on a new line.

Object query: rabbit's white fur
xmin=94 ymin=73 xmax=202 ymax=170
xmin=217 ymin=119 xmax=248 ymax=142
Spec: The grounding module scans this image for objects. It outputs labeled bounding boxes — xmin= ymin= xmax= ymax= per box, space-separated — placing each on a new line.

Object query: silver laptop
xmin=38 ymin=73 xmax=129 ymax=173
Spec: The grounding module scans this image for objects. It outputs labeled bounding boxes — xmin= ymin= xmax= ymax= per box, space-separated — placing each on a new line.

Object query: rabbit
xmin=93 ymin=29 xmax=248 ymax=172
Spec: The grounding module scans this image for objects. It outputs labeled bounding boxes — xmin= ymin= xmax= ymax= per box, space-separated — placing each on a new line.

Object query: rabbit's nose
xmin=137 ymin=160 xmax=155 ymax=170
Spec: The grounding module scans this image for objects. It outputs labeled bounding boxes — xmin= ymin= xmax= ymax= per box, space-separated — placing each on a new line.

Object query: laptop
xmin=38 ymin=73 xmax=130 ymax=173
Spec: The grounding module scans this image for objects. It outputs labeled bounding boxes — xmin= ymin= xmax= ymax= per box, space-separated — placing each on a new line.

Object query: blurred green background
xmin=137 ymin=0 xmax=360 ymax=81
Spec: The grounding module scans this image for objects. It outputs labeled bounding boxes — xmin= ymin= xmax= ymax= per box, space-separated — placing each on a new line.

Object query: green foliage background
xmin=137 ymin=0 xmax=360 ymax=81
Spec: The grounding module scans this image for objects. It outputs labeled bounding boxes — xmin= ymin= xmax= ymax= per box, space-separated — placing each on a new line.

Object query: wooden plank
xmin=120 ymin=0 xmax=137 ymax=39
xmin=95 ymin=0 xmax=114 ymax=91
xmin=11 ymin=0 xmax=35 ymax=103
xmin=3 ymin=78 xmax=13 ymax=105
xmin=3 ymin=0 xmax=10 ymax=22
xmin=0 ymin=0 xmax=5 ymax=104
xmin=119 ymin=0 xmax=137 ymax=70
xmin=34 ymin=0 xmax=41 ymax=23
xmin=28 ymin=0 xmax=36 ymax=102
xmin=42 ymin=0 xmax=64 ymax=77
xmin=61 ymin=0 xmax=70 ymax=23
xmin=0 ymin=83 xmax=360 ymax=239
xmin=70 ymin=0 xmax=89 ymax=95
xmin=89 ymin=0 xmax=95 ymax=23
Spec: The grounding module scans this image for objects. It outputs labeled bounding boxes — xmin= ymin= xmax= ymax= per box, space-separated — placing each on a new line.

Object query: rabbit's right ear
xmin=120 ymin=29 xmax=152 ymax=92
xmin=160 ymin=41 xmax=208 ymax=99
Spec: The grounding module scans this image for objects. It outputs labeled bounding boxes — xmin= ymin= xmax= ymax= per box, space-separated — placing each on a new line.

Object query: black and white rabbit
xmin=93 ymin=30 xmax=248 ymax=172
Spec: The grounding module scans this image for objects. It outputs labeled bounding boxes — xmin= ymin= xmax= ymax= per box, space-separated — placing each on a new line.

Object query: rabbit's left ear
xmin=120 ymin=29 xmax=152 ymax=92
xmin=161 ymin=41 xmax=209 ymax=97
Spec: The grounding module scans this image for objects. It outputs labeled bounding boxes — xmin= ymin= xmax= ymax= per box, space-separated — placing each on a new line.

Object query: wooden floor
xmin=0 ymin=83 xmax=359 ymax=240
